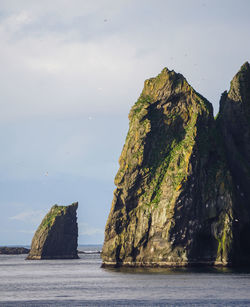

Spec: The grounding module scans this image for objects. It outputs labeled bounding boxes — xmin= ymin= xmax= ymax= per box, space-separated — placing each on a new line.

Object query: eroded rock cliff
xmin=217 ymin=62 xmax=250 ymax=265
xmin=102 ymin=64 xmax=250 ymax=267
xmin=27 ymin=202 xmax=78 ymax=260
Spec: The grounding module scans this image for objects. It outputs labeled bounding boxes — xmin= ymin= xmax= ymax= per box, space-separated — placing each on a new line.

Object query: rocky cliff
xmin=27 ymin=202 xmax=78 ymax=260
xmin=102 ymin=63 xmax=250 ymax=267
xmin=217 ymin=62 xmax=250 ymax=265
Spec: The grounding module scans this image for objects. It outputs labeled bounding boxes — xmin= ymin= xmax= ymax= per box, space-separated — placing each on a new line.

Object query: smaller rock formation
xmin=0 ymin=247 xmax=30 ymax=254
xmin=27 ymin=202 xmax=79 ymax=260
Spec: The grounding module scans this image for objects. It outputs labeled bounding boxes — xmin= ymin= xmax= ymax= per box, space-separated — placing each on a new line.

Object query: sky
xmin=0 ymin=0 xmax=250 ymax=245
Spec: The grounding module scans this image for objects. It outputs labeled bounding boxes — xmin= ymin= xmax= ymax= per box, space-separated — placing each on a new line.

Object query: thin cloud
xmin=0 ymin=10 xmax=34 ymax=34
xmin=9 ymin=210 xmax=46 ymax=224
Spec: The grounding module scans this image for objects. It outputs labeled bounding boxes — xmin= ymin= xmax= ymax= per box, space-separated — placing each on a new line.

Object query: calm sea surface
xmin=1 ymin=245 xmax=250 ymax=306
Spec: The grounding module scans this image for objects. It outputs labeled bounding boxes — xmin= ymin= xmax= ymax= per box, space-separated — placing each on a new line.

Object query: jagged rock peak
xmin=227 ymin=61 xmax=250 ymax=104
xmin=129 ymin=67 xmax=212 ymax=120
xmin=27 ymin=202 xmax=79 ymax=260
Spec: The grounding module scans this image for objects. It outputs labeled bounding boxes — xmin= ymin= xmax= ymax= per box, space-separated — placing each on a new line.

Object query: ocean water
xmin=1 ymin=245 xmax=250 ymax=306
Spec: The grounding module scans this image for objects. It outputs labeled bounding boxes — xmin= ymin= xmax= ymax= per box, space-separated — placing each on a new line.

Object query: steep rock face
xmin=217 ymin=62 xmax=250 ymax=265
xmin=27 ymin=202 xmax=78 ymax=260
xmin=102 ymin=68 xmax=234 ymax=267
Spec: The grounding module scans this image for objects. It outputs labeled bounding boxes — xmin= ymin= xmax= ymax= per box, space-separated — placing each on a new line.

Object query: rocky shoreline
xmin=0 ymin=247 xmax=101 ymax=256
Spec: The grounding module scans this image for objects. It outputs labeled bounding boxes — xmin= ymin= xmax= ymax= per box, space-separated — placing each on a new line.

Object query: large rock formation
xmin=217 ymin=62 xmax=250 ymax=265
xmin=102 ymin=63 xmax=250 ymax=267
xmin=27 ymin=202 xmax=78 ymax=260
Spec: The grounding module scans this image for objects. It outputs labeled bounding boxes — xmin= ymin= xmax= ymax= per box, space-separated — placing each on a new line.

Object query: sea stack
xmin=27 ymin=202 xmax=78 ymax=260
xmin=102 ymin=63 xmax=250 ymax=267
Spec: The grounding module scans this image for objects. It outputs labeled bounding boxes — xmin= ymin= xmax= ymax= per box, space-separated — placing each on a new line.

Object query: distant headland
xmin=0 ymin=247 xmax=30 ymax=255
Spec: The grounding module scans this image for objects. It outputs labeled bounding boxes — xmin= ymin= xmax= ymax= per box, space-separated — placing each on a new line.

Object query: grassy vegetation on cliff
xmin=38 ymin=205 xmax=67 ymax=231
